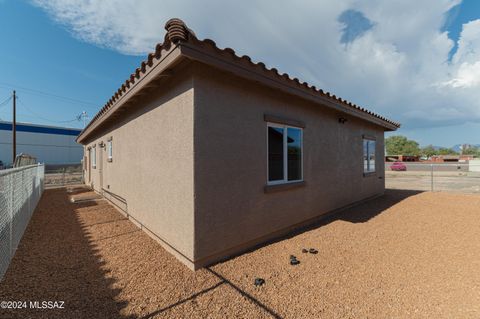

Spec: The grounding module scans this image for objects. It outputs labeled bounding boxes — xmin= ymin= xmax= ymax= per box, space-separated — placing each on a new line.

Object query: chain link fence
xmin=0 ymin=164 xmax=44 ymax=281
xmin=44 ymin=164 xmax=83 ymax=187
xmin=386 ymin=162 xmax=480 ymax=194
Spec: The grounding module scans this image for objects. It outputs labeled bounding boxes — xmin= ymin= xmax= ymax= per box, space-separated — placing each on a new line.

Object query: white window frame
xmin=267 ymin=122 xmax=303 ymax=185
xmin=107 ymin=139 xmax=113 ymax=161
xmin=363 ymin=137 xmax=376 ymax=174
xmin=92 ymin=145 xmax=96 ymax=169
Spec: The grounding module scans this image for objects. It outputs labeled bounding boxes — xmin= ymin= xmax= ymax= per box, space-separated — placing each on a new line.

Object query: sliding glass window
xmin=268 ymin=123 xmax=303 ymax=184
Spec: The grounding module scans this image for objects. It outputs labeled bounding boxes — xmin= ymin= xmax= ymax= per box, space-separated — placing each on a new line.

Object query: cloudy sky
xmin=1 ymin=0 xmax=479 ymax=146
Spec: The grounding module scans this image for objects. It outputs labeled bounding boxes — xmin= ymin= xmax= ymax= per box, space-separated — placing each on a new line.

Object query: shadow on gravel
xmin=279 ymin=189 xmax=422 ymax=239
xmin=209 ymin=189 xmax=423 ymax=268
xmin=137 ymin=268 xmax=282 ymax=319
xmin=325 ymin=189 xmax=423 ymax=224
xmin=144 ymin=189 xmax=423 ymax=318
xmin=0 ymin=187 xmax=134 ymax=319
xmin=206 ymin=268 xmax=283 ymax=319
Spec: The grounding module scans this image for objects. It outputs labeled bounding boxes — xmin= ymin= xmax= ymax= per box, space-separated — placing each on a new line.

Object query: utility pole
xmin=79 ymin=111 xmax=88 ymax=128
xmin=12 ymin=90 xmax=16 ymax=165
xmin=82 ymin=111 xmax=87 ymax=128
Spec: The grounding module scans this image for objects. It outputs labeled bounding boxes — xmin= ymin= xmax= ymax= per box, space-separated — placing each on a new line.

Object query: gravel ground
xmin=1 ymin=188 xmax=480 ymax=318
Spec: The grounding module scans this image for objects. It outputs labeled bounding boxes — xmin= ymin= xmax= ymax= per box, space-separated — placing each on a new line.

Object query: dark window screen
xmin=287 ymin=128 xmax=302 ymax=181
xmin=268 ymin=126 xmax=284 ymax=181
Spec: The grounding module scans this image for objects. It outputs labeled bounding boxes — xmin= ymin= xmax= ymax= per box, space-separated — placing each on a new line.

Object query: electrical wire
xmin=17 ymin=97 xmax=80 ymax=124
xmin=0 ymin=96 xmax=12 ymax=109
xmin=0 ymin=82 xmax=99 ymax=109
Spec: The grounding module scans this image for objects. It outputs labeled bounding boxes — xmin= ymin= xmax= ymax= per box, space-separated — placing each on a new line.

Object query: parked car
xmin=390 ymin=161 xmax=407 ymax=171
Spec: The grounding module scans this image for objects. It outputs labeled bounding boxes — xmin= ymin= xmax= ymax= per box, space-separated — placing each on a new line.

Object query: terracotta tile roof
xmin=78 ymin=18 xmax=399 ymax=142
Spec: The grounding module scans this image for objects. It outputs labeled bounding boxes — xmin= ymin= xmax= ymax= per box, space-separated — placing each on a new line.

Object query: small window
xmin=268 ymin=123 xmax=303 ymax=184
xmin=92 ymin=145 xmax=96 ymax=169
xmin=363 ymin=138 xmax=376 ymax=173
xmin=107 ymin=139 xmax=113 ymax=162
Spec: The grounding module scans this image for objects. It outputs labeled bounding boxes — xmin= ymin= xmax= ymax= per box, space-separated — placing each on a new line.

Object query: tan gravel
xmin=1 ymin=188 xmax=480 ymax=318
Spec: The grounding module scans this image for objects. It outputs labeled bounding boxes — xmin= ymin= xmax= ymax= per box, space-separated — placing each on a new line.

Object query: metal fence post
xmin=430 ymin=164 xmax=434 ymax=192
xmin=9 ymin=174 xmax=13 ymax=260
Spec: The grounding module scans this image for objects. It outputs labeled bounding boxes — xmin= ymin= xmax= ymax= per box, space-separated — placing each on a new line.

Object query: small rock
xmin=309 ymin=248 xmax=318 ymax=254
xmin=302 ymin=249 xmax=308 ymax=253
xmin=290 ymin=258 xmax=300 ymax=266
xmin=254 ymin=278 xmax=265 ymax=286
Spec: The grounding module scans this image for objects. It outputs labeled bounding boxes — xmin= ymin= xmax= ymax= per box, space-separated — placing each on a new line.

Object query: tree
xmin=462 ymin=146 xmax=480 ymax=156
xmin=385 ymin=136 xmax=420 ymax=156
xmin=421 ymin=145 xmax=436 ymax=158
xmin=437 ymin=147 xmax=458 ymax=155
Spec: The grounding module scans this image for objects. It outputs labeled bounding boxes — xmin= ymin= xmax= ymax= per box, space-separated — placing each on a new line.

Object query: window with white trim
xmin=267 ymin=123 xmax=303 ymax=184
xmin=363 ymin=138 xmax=376 ymax=173
xmin=92 ymin=145 xmax=96 ymax=169
xmin=107 ymin=139 xmax=113 ymax=161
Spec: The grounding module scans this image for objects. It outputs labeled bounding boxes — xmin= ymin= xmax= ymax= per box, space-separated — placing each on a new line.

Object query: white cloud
xmin=453 ymin=19 xmax=480 ymax=64
xmin=443 ymin=61 xmax=480 ymax=88
xmin=31 ymin=0 xmax=480 ymax=129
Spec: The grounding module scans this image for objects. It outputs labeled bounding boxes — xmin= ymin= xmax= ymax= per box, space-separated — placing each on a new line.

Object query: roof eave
xmin=76 ymin=45 xmax=184 ymax=144
xmin=179 ymin=42 xmax=400 ymax=131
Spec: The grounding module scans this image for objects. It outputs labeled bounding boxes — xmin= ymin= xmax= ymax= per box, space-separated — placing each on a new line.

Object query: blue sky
xmin=0 ymin=1 xmax=143 ymax=128
xmin=0 ymin=0 xmax=479 ymax=148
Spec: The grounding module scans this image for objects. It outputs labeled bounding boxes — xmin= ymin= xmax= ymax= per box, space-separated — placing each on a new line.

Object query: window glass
xmin=268 ymin=123 xmax=303 ymax=184
xmin=363 ymin=140 xmax=368 ymax=172
xmin=92 ymin=146 xmax=96 ymax=168
xmin=368 ymin=140 xmax=376 ymax=172
xmin=107 ymin=140 xmax=112 ymax=159
xmin=268 ymin=126 xmax=284 ymax=181
xmin=287 ymin=127 xmax=302 ymax=181
xmin=363 ymin=138 xmax=376 ymax=173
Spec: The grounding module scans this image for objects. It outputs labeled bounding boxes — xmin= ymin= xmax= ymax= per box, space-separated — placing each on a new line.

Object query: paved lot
xmin=1 ymin=187 xmax=480 ymax=318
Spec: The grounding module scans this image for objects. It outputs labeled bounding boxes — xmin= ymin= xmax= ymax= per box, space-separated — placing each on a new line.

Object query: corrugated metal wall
xmin=0 ymin=123 xmax=82 ymax=165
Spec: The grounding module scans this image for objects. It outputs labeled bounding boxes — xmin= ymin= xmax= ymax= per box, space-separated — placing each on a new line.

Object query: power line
xmin=0 ymin=96 xmax=12 ymax=108
xmin=0 ymin=95 xmax=13 ymax=122
xmin=0 ymin=112 xmax=82 ymax=125
xmin=17 ymin=97 xmax=79 ymax=124
xmin=0 ymin=82 xmax=100 ymax=109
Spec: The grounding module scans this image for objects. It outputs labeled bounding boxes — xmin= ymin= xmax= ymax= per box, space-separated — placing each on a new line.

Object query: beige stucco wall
xmin=192 ymin=63 xmax=386 ymax=266
xmin=83 ymin=69 xmax=195 ymax=267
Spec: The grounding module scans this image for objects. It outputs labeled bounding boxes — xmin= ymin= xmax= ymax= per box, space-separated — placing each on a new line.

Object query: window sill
xmin=363 ymin=172 xmax=376 ymax=177
xmin=264 ymin=181 xmax=305 ymax=193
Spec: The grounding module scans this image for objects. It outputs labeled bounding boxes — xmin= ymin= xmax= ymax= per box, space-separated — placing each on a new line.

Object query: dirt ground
xmin=1 ymin=188 xmax=480 ymax=318
xmin=44 ymin=172 xmax=83 ymax=187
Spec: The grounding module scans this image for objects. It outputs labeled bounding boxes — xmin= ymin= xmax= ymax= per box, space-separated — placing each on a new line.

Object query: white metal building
xmin=0 ymin=121 xmax=82 ymax=165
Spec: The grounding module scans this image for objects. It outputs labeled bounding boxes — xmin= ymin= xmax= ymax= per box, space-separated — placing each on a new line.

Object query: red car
xmin=390 ymin=161 xmax=407 ymax=171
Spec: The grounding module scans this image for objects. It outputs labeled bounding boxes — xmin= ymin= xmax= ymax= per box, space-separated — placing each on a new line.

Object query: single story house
xmin=430 ymin=155 xmax=475 ymax=162
xmin=77 ymin=18 xmax=400 ymax=270
xmin=385 ymin=155 xmax=420 ymax=162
